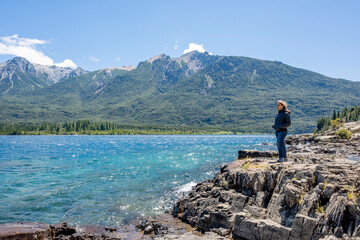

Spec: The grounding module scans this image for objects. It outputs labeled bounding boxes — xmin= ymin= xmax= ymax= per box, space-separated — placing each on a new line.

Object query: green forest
xmin=2 ymin=106 xmax=359 ymax=136
xmin=317 ymin=106 xmax=360 ymax=132
xmin=0 ymin=120 xmax=236 ymax=135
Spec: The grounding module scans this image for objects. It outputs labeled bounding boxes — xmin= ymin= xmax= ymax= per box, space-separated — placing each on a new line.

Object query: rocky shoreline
xmin=1 ymin=121 xmax=359 ymax=240
xmin=172 ymin=121 xmax=360 ymax=240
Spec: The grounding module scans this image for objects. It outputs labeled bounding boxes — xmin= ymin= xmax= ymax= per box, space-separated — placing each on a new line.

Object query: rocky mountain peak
xmin=33 ymin=63 xmax=87 ymax=83
xmin=63 ymin=67 xmax=89 ymax=80
xmin=8 ymin=56 xmax=31 ymax=65
xmin=147 ymin=54 xmax=171 ymax=64
xmin=68 ymin=67 xmax=88 ymax=77
xmin=4 ymin=56 xmax=36 ymax=73
xmin=179 ymin=50 xmax=208 ymax=58
xmin=118 ymin=65 xmax=136 ymax=71
xmin=176 ymin=51 xmax=220 ymax=73
xmin=141 ymin=52 xmax=219 ymax=73
xmin=0 ymin=57 xmax=88 ymax=89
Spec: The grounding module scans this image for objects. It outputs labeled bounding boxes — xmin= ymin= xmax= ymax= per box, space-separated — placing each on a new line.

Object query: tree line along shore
xmin=1 ymin=105 xmax=358 ymax=136
xmin=0 ymin=120 xmax=236 ymax=135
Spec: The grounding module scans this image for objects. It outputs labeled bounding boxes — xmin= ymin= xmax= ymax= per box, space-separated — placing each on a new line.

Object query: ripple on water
xmin=0 ymin=135 xmax=276 ymax=226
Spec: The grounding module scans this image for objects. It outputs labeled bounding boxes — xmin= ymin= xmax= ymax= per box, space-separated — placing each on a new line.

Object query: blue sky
xmin=0 ymin=0 xmax=359 ymax=81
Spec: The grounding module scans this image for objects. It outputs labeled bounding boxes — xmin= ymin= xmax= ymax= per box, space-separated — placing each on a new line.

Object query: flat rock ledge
xmin=0 ymin=222 xmax=77 ymax=240
xmin=173 ymin=122 xmax=360 ymax=240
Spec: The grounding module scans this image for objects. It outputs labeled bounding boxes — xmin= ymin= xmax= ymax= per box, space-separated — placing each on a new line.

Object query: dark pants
xmin=276 ymin=131 xmax=287 ymax=158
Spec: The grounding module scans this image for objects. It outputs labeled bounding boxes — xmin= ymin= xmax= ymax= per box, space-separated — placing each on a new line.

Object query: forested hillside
xmin=1 ymin=52 xmax=360 ymax=133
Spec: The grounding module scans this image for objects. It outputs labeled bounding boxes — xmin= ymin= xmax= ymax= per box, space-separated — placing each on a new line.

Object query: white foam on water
xmin=174 ymin=181 xmax=197 ymax=194
xmin=75 ymin=226 xmax=86 ymax=233
xmin=159 ymin=182 xmax=197 ymax=212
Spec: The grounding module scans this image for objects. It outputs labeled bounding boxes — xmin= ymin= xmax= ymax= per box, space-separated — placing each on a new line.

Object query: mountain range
xmin=1 ymin=52 xmax=359 ymax=133
xmin=0 ymin=57 xmax=88 ymax=95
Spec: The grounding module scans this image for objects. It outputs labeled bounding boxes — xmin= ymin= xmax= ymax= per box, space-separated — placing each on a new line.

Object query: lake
xmin=0 ymin=135 xmax=276 ymax=226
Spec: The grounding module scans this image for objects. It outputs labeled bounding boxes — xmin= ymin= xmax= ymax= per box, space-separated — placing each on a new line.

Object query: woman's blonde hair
xmin=277 ymin=100 xmax=290 ymax=112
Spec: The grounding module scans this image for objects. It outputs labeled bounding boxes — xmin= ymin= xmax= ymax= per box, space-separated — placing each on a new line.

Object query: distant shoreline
xmin=0 ymin=132 xmax=272 ymax=136
xmin=0 ymin=121 xmax=271 ymax=135
xmin=0 ymin=132 xmax=274 ymax=135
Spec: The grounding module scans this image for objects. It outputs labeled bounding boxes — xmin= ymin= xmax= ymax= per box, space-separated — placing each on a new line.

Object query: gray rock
xmin=254 ymin=191 xmax=270 ymax=208
xmin=0 ymin=222 xmax=51 ymax=240
xmin=230 ymin=193 xmax=248 ymax=212
xmin=50 ymin=222 xmax=76 ymax=236
xmin=212 ymin=227 xmax=231 ymax=237
xmin=322 ymin=184 xmax=335 ymax=200
xmin=153 ymin=231 xmax=228 ymax=239
xmin=244 ymin=205 xmax=267 ymax=219
xmin=298 ymin=186 xmax=322 ymax=217
xmin=238 ymin=150 xmax=278 ymax=159
xmin=208 ymin=210 xmax=232 ymax=230
xmin=290 ymin=214 xmax=319 ymax=240
xmin=144 ymin=225 xmax=154 ymax=234
xmin=267 ymin=193 xmax=285 ymax=224
xmin=284 ymin=183 xmax=301 ymax=208
xmin=325 ymin=194 xmax=347 ymax=230
xmin=232 ymin=213 xmax=291 ymax=240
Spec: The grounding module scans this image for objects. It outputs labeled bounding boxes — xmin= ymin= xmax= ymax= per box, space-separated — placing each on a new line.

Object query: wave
xmin=174 ymin=181 xmax=197 ymax=194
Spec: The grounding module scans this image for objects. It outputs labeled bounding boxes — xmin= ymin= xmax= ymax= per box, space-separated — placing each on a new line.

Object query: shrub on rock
xmin=335 ymin=129 xmax=352 ymax=139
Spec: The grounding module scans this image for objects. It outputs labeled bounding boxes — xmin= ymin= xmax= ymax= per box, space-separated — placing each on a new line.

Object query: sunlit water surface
xmin=0 ymin=135 xmax=276 ymax=226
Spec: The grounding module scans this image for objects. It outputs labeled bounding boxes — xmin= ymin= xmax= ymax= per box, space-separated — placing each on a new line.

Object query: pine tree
xmin=332 ymin=109 xmax=337 ymax=120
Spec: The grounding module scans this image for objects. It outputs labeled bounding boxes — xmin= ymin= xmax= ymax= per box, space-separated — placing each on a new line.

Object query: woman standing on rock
xmin=273 ymin=100 xmax=291 ymax=162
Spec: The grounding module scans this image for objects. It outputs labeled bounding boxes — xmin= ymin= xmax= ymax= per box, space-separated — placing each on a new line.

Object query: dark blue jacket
xmin=273 ymin=110 xmax=291 ymax=132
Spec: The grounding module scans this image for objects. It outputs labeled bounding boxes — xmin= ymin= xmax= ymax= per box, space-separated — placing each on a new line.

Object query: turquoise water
xmin=0 ymin=135 xmax=276 ymax=226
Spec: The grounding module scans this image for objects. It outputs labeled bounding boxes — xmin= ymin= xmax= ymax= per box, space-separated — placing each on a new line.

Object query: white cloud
xmin=88 ymin=56 xmax=100 ymax=62
xmin=183 ymin=43 xmax=207 ymax=54
xmin=0 ymin=35 xmax=48 ymax=46
xmin=55 ymin=59 xmax=77 ymax=69
xmin=0 ymin=34 xmax=77 ymax=69
xmin=115 ymin=57 xmax=121 ymax=61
